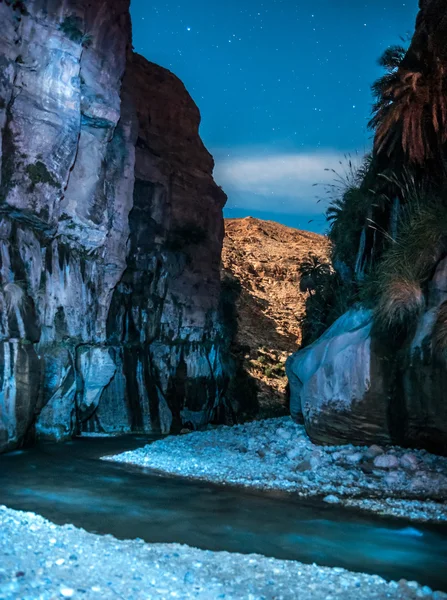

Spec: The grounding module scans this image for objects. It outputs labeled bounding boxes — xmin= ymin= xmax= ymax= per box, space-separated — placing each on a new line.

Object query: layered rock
xmin=0 ymin=0 xmax=229 ymax=452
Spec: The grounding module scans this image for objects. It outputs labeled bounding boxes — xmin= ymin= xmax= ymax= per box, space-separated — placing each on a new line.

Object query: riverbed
xmin=0 ymin=435 xmax=446 ymax=592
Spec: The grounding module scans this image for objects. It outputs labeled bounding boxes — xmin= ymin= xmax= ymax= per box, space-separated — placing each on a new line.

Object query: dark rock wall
xmin=0 ymin=0 xmax=230 ymax=451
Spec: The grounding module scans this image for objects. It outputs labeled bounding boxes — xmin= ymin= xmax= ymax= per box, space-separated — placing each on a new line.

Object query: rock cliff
xmin=0 ymin=0 xmax=229 ymax=452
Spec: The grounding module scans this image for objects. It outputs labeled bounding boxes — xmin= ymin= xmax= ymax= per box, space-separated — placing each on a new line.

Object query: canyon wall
xmin=0 ymin=0 xmax=230 ymax=452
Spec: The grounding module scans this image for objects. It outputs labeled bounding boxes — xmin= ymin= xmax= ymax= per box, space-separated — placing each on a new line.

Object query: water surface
xmin=0 ymin=435 xmax=446 ymax=590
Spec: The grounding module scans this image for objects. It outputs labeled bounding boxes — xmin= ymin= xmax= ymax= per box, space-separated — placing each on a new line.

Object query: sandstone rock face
xmin=0 ymin=0 xmax=229 ymax=451
xmin=287 ymin=258 xmax=447 ymax=454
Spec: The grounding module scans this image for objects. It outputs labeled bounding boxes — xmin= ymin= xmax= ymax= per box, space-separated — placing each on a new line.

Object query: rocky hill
xmin=222 ymin=217 xmax=331 ymax=414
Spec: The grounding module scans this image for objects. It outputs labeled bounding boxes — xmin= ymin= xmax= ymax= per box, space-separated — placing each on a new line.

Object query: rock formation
xmin=287 ymin=257 xmax=447 ymax=454
xmin=0 ymin=0 xmax=229 ymax=452
xmin=222 ymin=217 xmax=330 ymax=415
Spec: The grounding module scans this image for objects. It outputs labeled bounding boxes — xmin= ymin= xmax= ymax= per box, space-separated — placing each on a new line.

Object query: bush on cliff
xmin=299 ymin=20 xmax=447 ymax=348
xmin=374 ymin=198 xmax=447 ymax=333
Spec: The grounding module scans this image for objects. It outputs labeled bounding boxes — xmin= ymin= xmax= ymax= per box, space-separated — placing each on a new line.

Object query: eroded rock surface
xmin=287 ymin=257 xmax=447 ymax=454
xmin=0 ymin=0 xmax=230 ymax=451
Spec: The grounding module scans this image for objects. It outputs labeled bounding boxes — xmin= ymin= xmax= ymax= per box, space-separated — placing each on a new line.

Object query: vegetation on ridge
xmin=300 ymin=9 xmax=447 ymax=348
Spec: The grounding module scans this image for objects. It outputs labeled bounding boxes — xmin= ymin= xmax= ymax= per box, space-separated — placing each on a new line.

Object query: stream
xmin=0 ymin=435 xmax=446 ymax=591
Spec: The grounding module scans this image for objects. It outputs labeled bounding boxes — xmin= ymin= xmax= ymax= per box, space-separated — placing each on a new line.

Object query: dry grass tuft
xmin=375 ymin=277 xmax=425 ymax=330
xmin=374 ymin=200 xmax=447 ymax=332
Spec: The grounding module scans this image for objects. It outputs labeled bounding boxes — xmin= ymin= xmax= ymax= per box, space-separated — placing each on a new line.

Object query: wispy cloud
xmin=213 ymin=150 xmax=358 ymax=214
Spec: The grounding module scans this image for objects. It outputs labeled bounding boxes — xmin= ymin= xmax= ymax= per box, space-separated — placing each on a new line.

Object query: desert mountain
xmin=222 ymin=217 xmax=331 ymax=413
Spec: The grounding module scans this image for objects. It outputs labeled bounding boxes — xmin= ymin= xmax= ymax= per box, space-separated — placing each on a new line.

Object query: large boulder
xmin=287 ymin=258 xmax=447 ymax=454
xmin=286 ymin=308 xmax=394 ymax=447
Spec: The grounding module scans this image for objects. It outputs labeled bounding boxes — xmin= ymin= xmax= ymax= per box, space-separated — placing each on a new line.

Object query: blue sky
xmin=130 ymin=0 xmax=418 ymax=233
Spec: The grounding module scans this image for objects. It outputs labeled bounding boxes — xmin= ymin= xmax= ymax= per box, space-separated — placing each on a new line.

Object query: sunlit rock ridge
xmin=0 ymin=0 xmax=230 ymax=452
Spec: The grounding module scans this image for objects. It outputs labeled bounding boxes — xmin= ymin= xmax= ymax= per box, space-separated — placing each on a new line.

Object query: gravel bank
xmin=1 ymin=506 xmax=446 ymax=600
xmin=104 ymin=417 xmax=447 ymax=523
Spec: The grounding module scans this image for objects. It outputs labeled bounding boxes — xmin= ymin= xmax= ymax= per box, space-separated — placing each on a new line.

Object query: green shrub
xmin=272 ymin=363 xmax=286 ymax=376
xmin=300 ymin=271 xmax=356 ymax=346
xmin=297 ymin=251 xmax=356 ymax=345
xmin=321 ymin=154 xmax=378 ymax=273
xmin=298 ymin=253 xmax=332 ymax=294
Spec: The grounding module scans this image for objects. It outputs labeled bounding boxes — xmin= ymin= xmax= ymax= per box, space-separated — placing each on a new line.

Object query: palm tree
xmin=369 ymin=43 xmax=447 ymax=165
xmin=298 ymin=254 xmax=332 ymax=295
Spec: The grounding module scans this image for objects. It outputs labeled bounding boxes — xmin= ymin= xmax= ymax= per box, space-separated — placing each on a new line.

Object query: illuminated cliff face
xmin=0 ymin=0 xmax=230 ymax=452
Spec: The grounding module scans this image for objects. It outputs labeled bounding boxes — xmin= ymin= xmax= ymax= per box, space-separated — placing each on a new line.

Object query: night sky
xmin=130 ymin=0 xmax=419 ymax=233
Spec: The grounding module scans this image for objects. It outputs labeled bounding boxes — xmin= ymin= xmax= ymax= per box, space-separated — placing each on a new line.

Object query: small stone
xmin=384 ymin=472 xmax=405 ymax=486
xmin=345 ymin=452 xmax=363 ymax=464
xmin=421 ymin=585 xmax=433 ymax=596
xmin=286 ymin=447 xmax=301 ymax=461
xmin=400 ymin=453 xmax=419 ymax=470
xmin=294 ymin=459 xmax=311 ymax=472
xmin=61 ymin=589 xmax=75 ymax=598
xmin=276 ymin=428 xmax=292 ymax=441
xmin=373 ymin=454 xmax=399 ymax=469
xmin=309 ymin=456 xmax=321 ymax=469
xmin=323 ymin=495 xmax=340 ymax=504
xmin=184 ymin=571 xmax=194 ymax=584
xmin=365 ymin=445 xmax=384 ymax=459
